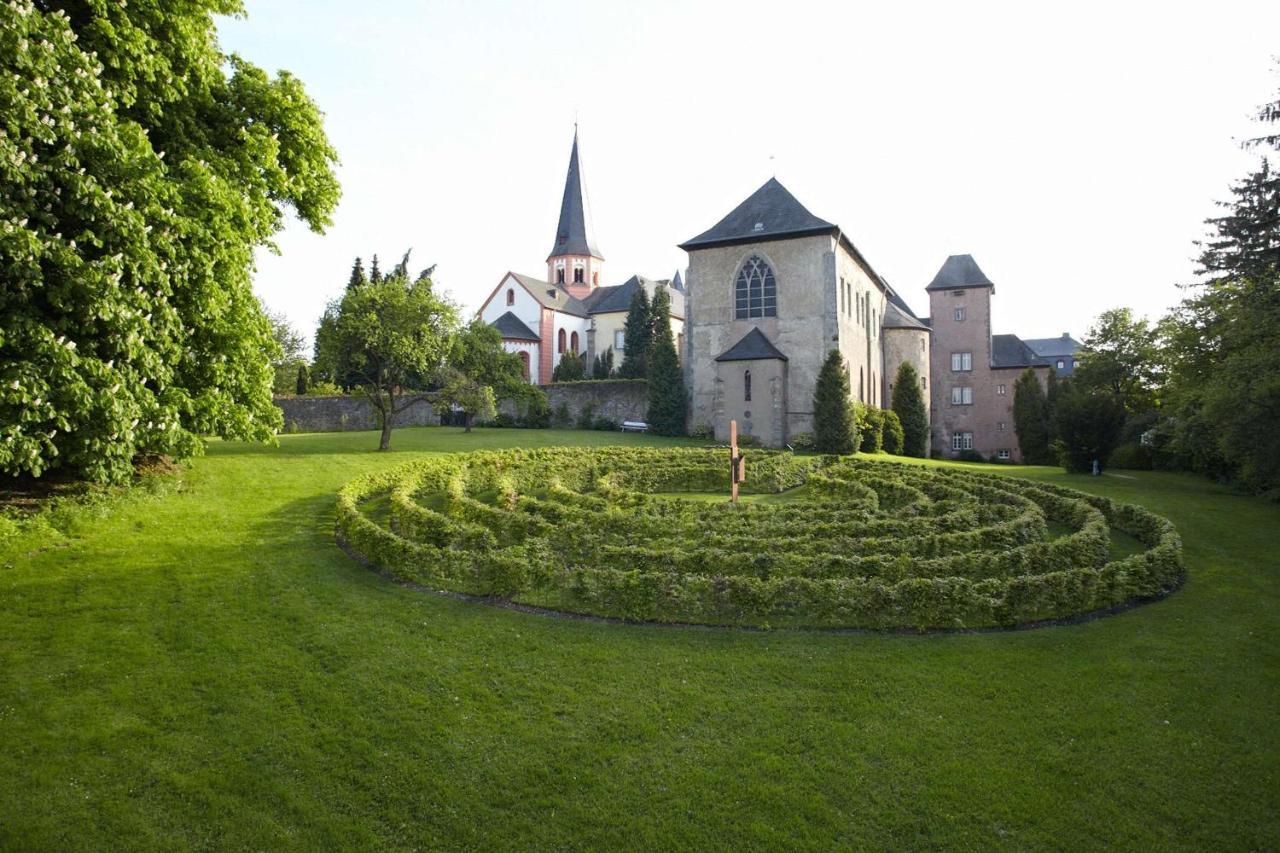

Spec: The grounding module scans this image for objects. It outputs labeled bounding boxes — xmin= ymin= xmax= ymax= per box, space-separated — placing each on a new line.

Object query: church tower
xmin=547 ymin=128 xmax=604 ymax=300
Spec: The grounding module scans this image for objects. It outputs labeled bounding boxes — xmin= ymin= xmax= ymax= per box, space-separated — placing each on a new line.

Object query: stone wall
xmin=544 ymin=380 xmax=649 ymax=424
xmin=275 ymin=395 xmax=437 ymax=433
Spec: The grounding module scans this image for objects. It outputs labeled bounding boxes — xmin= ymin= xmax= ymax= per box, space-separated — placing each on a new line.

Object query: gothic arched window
xmin=506 ymin=289 xmax=515 ymax=306
xmin=570 ymin=331 xmax=579 ymax=353
xmin=734 ymin=255 xmax=777 ymax=319
xmin=558 ymin=328 xmax=566 ymax=353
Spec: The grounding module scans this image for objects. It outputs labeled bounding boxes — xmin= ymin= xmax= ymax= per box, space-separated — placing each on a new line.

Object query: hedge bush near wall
xmin=335 ymin=449 xmax=1183 ymax=629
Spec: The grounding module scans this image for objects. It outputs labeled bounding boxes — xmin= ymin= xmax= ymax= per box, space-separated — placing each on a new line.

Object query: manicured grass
xmin=1 ymin=427 xmax=1277 ymax=849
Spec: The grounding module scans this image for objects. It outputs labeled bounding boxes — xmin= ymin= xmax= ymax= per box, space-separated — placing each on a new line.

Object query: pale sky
xmin=218 ymin=0 xmax=1279 ymax=348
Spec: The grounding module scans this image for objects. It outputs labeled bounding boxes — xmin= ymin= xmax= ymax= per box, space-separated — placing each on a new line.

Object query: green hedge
xmin=335 ymin=449 xmax=1184 ymax=629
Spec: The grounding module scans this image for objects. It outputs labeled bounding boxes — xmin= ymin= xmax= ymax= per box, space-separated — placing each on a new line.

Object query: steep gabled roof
xmin=882 ymin=301 xmax=930 ymax=331
xmin=547 ymin=130 xmax=603 ymax=261
xmin=671 ymin=270 xmax=684 ymax=292
xmin=715 ymin=327 xmax=788 ymax=362
xmin=926 ymin=254 xmax=994 ymax=291
xmin=508 ymin=272 xmax=589 ymax=317
xmin=991 ymin=334 xmax=1050 ymax=369
xmin=679 ymin=178 xmax=837 ymax=251
xmin=582 ymin=275 xmax=684 ymax=319
xmin=1023 ymin=334 xmax=1083 ymax=358
xmin=490 ymin=311 xmax=540 ymax=342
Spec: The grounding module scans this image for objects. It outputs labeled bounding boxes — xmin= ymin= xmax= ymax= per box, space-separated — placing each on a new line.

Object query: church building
xmin=477 ymin=130 xmax=684 ymax=383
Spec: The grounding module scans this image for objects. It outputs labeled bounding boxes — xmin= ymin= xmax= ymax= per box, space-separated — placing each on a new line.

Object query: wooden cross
xmin=729 ymin=419 xmax=746 ymax=503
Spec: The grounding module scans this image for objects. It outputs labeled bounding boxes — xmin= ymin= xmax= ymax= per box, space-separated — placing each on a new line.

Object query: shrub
xmin=593 ymin=417 xmax=620 ymax=431
xmin=813 ymin=350 xmax=857 ymax=454
xmin=690 ymin=423 xmax=714 ymax=440
xmin=881 ymin=409 xmax=905 ymax=455
xmin=576 ymin=403 xmax=596 ymax=430
xmin=859 ymin=407 xmax=885 ymax=453
xmin=553 ymin=403 xmax=572 ymax=428
xmin=551 ymin=351 xmax=587 ymax=382
xmin=1054 ymin=387 xmax=1127 ymax=473
xmin=891 ymin=363 xmax=929 ymax=457
xmin=1109 ymin=442 xmax=1154 ymax=471
xmin=789 ymin=432 xmax=815 ymax=451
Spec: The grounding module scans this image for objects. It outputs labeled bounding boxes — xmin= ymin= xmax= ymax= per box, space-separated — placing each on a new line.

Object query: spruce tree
xmin=813 ymin=350 xmax=857 ymax=454
xmin=646 ymin=287 xmax=686 ymax=435
xmin=347 ymin=257 xmax=367 ymax=290
xmin=617 ymin=286 xmax=652 ymax=378
xmin=369 ymin=254 xmax=383 ymax=284
xmin=295 ymin=364 xmax=310 ymax=395
xmin=890 ymin=362 xmax=929 ymax=457
xmin=551 ymin=351 xmax=586 ymax=382
xmin=1013 ymin=368 xmax=1052 ymax=463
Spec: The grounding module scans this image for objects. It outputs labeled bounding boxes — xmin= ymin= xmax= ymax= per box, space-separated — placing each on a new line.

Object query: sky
xmin=217 ymin=0 xmax=1280 ymax=348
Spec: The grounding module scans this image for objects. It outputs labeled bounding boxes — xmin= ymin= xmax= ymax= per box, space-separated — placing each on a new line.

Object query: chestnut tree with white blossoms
xmin=0 ymin=0 xmax=339 ymax=482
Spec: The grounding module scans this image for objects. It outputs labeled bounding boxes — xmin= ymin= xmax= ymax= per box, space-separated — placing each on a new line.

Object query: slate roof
xmin=679 ymin=178 xmax=837 ymax=250
xmin=489 ymin=311 xmax=541 ymax=342
xmin=882 ymin=301 xmax=930 ymax=331
xmin=508 ymin=272 xmax=589 ymax=317
xmin=547 ymin=130 xmax=603 ymax=261
xmin=671 ymin=270 xmax=684 ymax=292
xmin=715 ymin=327 xmax=788 ymax=362
xmin=991 ymin=334 xmax=1050 ymax=369
xmin=582 ymin=275 xmax=684 ymax=319
xmin=926 ymin=254 xmax=995 ymax=291
xmin=1024 ymin=334 xmax=1082 ymax=358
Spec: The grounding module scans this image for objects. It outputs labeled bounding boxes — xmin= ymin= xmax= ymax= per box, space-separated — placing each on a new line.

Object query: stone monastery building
xmin=480 ymin=131 xmax=1081 ymax=461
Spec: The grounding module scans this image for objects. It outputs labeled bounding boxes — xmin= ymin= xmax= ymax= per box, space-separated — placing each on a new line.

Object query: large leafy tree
xmin=890 ymin=362 xmax=929 ymax=457
xmin=1161 ymin=72 xmax=1280 ymax=493
xmin=449 ymin=319 xmax=546 ymax=424
xmin=0 ymin=0 xmax=339 ymax=483
xmin=265 ymin=308 xmax=307 ymax=395
xmin=812 ymin=350 xmax=856 ymax=454
xmin=617 ymin=286 xmax=652 ymax=379
xmin=1013 ymin=368 xmax=1053 ymax=464
xmin=1053 ymin=383 xmax=1127 ymax=474
xmin=646 ymin=286 xmax=686 ymax=435
xmin=314 ymin=265 xmax=457 ymax=451
xmin=1074 ymin=308 xmax=1163 ymax=414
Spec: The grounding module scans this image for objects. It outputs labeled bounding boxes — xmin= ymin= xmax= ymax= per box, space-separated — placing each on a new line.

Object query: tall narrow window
xmin=506 ymin=289 xmax=515 ymax=306
xmin=573 ymin=267 xmax=584 ymax=284
xmin=734 ymin=255 xmax=777 ymax=319
xmin=557 ymin=328 xmax=566 ymax=353
xmin=556 ymin=268 xmax=565 ymax=284
xmin=744 ymin=370 xmax=752 ymax=402
xmin=951 ymin=352 xmax=972 ymax=371
xmin=614 ymin=330 xmax=625 ymax=350
xmin=592 ymin=271 xmax=599 ymax=286
xmin=954 ymin=307 xmax=965 ymax=322
xmin=570 ymin=331 xmax=579 ymax=353
xmin=859 ymin=367 xmax=865 ymax=402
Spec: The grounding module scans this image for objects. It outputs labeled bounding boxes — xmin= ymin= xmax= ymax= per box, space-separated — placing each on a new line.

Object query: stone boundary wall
xmin=275 ymin=395 xmax=437 ymax=433
xmin=545 ymin=380 xmax=648 ymax=424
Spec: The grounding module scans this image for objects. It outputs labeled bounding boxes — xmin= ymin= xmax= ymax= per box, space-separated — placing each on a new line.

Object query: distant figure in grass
xmin=813 ymin=350 xmax=858 ymax=454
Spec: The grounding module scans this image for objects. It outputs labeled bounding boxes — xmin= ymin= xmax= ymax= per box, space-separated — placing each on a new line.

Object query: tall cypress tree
xmin=347 ymin=256 xmax=367 ymax=290
xmin=891 ymin=362 xmax=929 ymax=457
xmin=369 ymin=254 xmax=383 ymax=284
xmin=646 ymin=287 xmax=686 ymax=435
xmin=1013 ymin=368 xmax=1052 ymax=463
xmin=618 ymin=286 xmax=652 ymax=378
xmin=813 ymin=350 xmax=857 ymax=454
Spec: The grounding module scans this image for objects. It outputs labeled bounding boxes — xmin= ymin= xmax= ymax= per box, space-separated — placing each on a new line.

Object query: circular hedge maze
xmin=336 ymin=448 xmax=1183 ymax=630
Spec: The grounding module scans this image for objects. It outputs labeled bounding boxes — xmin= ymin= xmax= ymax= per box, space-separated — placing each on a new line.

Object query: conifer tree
xmin=646 ymin=287 xmax=686 ymax=435
xmin=617 ymin=286 xmax=652 ymax=378
xmin=813 ymin=350 xmax=857 ymax=454
xmin=1013 ymin=368 xmax=1053 ymax=463
xmin=551 ymin=351 xmax=586 ymax=382
xmin=369 ymin=254 xmax=383 ymax=284
xmin=347 ymin=257 xmax=367 ymax=290
xmin=295 ymin=364 xmax=310 ymax=395
xmin=890 ymin=362 xmax=929 ymax=457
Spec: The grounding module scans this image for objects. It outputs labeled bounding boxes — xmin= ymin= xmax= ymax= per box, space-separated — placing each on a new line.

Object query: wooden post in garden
xmin=729 ymin=419 xmax=745 ymax=503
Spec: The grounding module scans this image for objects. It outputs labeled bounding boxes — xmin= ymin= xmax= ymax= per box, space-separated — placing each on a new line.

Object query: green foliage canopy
xmin=0 ymin=0 xmax=339 ymax=482
xmin=646 ymin=286 xmax=686 ymax=436
xmin=812 ymin=350 xmax=856 ymax=454
xmin=617 ymin=286 xmax=652 ymax=379
xmin=1074 ymin=308 xmax=1163 ymax=414
xmin=1013 ymin=369 xmax=1053 ymax=464
xmin=890 ymin=362 xmax=929 ymax=457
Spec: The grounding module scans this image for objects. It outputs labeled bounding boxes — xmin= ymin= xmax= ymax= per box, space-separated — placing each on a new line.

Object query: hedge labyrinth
xmin=336 ymin=448 xmax=1183 ymax=630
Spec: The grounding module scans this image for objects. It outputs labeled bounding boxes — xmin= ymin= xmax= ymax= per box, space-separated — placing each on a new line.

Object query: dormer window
xmin=506 ymin=289 xmax=515 ymax=306
xmin=752 ymin=222 xmax=765 ymax=232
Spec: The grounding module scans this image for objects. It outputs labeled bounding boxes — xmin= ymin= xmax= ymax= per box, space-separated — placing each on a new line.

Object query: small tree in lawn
xmin=1053 ymin=383 xmax=1127 ymax=473
xmin=437 ymin=367 xmax=496 ymax=433
xmin=882 ymin=409 xmax=905 ymax=455
xmin=646 ymin=286 xmax=686 ymax=435
xmin=552 ymin=351 xmax=587 ymax=382
xmin=617 ymin=286 xmax=653 ymax=378
xmin=891 ymin=362 xmax=929 ymax=457
xmin=314 ymin=261 xmax=457 ymax=450
xmin=1013 ymin=368 xmax=1053 ymax=463
xmin=813 ymin=350 xmax=857 ymax=454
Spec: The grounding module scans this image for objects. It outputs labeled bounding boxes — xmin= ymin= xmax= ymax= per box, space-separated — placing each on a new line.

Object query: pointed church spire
xmin=548 ymin=128 xmax=603 ymax=261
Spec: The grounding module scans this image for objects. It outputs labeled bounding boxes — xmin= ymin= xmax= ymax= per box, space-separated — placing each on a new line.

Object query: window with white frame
xmin=996 ymin=383 xmax=1007 ymax=395
xmin=1057 ymin=359 xmax=1066 ymax=369
xmin=614 ymin=330 xmax=625 ymax=350
xmin=951 ymin=432 xmax=974 ymax=451
xmin=997 ymin=421 xmax=1006 ymax=431
xmin=951 ymin=352 xmax=972 ymax=371
xmin=951 ymin=386 xmax=973 ymax=405
xmin=954 ymin=307 xmax=966 ymax=322
xmin=997 ymin=449 xmax=1011 ymax=460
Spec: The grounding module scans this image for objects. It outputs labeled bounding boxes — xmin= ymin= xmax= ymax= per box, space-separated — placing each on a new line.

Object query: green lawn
xmin=1 ymin=428 xmax=1277 ymax=850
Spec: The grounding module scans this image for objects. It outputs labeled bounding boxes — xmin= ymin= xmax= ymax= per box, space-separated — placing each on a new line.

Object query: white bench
xmin=620 ymin=420 xmax=649 ymax=433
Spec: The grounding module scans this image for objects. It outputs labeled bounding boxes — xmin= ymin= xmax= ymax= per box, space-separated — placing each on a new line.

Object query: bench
xmin=620 ymin=420 xmax=649 ymax=433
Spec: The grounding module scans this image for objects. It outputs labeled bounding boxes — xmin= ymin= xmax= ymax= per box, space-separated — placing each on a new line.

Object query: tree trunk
xmin=464 ymin=412 xmax=472 ymax=433
xmin=378 ymin=395 xmax=395 ymax=450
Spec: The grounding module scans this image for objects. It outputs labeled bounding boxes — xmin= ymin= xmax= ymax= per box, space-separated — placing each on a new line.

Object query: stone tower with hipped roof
xmin=547 ymin=127 xmax=604 ymax=301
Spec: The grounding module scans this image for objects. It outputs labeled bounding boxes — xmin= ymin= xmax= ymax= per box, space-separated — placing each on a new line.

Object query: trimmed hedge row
xmin=335 ymin=448 xmax=1184 ymax=629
